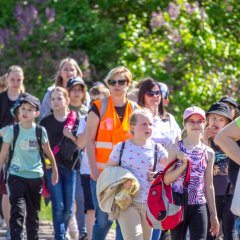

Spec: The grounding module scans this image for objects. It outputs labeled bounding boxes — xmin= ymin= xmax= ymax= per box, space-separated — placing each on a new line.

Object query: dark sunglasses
xmin=145 ymin=90 xmax=161 ymax=97
xmin=108 ymin=79 xmax=126 ymax=86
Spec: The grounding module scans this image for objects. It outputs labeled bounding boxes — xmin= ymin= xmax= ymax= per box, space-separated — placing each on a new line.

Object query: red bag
xmin=41 ymin=181 xmax=50 ymax=198
xmin=146 ymin=158 xmax=191 ymax=230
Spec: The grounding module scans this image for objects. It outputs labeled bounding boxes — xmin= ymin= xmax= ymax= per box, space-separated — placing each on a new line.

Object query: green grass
xmin=39 ymin=197 xmax=52 ymax=221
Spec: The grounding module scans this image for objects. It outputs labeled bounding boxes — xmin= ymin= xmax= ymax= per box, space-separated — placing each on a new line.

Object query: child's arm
xmin=205 ymin=148 xmax=219 ymax=237
xmin=0 ymin=142 xmax=11 ymax=170
xmin=77 ymin=129 xmax=86 ymax=150
xmin=42 ymin=141 xmax=58 ymax=185
xmin=63 ymin=127 xmax=78 ymax=146
xmin=163 ymin=143 xmax=188 ymax=185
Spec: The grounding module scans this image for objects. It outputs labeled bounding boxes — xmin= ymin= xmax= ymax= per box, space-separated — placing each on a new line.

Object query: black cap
xmin=19 ymin=95 xmax=41 ymax=111
xmin=67 ymin=77 xmax=85 ymax=90
xmin=206 ymin=102 xmax=232 ymax=121
xmin=219 ymin=97 xmax=237 ymax=108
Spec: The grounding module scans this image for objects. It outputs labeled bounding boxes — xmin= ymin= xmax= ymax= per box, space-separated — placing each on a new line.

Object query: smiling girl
xmin=164 ymin=106 xmax=219 ymax=240
xmin=202 ymin=102 xmax=238 ymax=240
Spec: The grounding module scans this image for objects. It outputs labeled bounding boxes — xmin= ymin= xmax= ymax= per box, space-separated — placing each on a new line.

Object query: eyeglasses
xmin=186 ymin=120 xmax=205 ymax=126
xmin=145 ymin=90 xmax=161 ymax=97
xmin=108 ymin=79 xmax=126 ymax=86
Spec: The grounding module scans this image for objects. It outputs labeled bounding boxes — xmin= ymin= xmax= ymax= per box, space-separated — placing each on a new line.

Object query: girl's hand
xmin=51 ymin=170 xmax=58 ymax=186
xmin=148 ymin=169 xmax=157 ymax=184
xmin=63 ymin=127 xmax=74 ymax=140
xmin=209 ymin=215 xmax=219 ymax=237
xmin=202 ymin=126 xmax=216 ymax=140
xmin=177 ymin=152 xmax=188 ymax=164
xmin=123 ymin=179 xmax=132 ymax=190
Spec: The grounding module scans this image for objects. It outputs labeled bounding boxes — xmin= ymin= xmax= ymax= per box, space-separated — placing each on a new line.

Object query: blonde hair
xmin=54 ymin=58 xmax=83 ymax=87
xmin=50 ymin=86 xmax=70 ymax=112
xmin=89 ymin=85 xmax=110 ymax=98
xmin=0 ymin=74 xmax=7 ymax=92
xmin=104 ymin=66 xmax=132 ymax=85
xmin=7 ymin=66 xmax=25 ymax=92
xmin=129 ymin=108 xmax=152 ymax=135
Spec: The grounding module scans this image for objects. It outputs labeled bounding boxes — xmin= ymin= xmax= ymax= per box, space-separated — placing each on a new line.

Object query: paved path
xmin=0 ymin=221 xmax=116 ymax=239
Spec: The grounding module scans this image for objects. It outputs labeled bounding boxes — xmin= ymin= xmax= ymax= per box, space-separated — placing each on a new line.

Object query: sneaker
xmin=79 ymin=233 xmax=88 ymax=240
xmin=5 ymin=228 xmax=10 ymax=240
xmin=68 ymin=215 xmax=79 ymax=239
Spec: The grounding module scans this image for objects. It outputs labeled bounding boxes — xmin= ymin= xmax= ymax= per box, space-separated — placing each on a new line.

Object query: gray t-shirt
xmin=109 ymin=139 xmax=168 ymax=203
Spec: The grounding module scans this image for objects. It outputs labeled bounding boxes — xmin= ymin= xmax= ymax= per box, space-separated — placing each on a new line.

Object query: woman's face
xmin=107 ymin=73 xmax=129 ymax=97
xmin=7 ymin=71 xmax=24 ymax=91
xmin=143 ymin=85 xmax=161 ymax=109
xmin=60 ymin=62 xmax=77 ymax=88
xmin=223 ymin=101 xmax=235 ymax=120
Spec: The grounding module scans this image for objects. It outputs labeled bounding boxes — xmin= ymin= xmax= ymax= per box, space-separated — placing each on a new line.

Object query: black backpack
xmin=4 ymin=124 xmax=47 ymax=185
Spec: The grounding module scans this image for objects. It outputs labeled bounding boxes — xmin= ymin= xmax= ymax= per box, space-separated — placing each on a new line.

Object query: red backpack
xmin=146 ymin=158 xmax=191 ymax=230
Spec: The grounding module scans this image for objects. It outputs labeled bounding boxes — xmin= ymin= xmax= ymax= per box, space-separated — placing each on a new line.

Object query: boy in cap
xmin=0 ymin=95 xmax=58 ymax=240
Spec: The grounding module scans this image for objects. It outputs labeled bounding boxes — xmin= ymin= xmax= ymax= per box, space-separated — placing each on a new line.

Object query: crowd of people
xmin=0 ymin=58 xmax=239 ymax=240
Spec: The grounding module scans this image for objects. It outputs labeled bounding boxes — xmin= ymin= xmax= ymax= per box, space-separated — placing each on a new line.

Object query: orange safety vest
xmin=94 ymin=96 xmax=137 ymax=172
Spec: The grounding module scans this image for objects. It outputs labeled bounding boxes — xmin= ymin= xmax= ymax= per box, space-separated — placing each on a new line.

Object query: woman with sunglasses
xmin=85 ymin=66 xmax=139 ymax=240
xmin=138 ymin=78 xmax=181 ymax=240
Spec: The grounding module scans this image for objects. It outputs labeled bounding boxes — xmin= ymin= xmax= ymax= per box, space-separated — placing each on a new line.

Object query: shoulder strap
xmin=129 ymin=100 xmax=138 ymax=113
xmin=100 ymin=97 xmax=108 ymax=121
xmin=119 ymin=142 xmax=125 ymax=166
xmin=153 ymin=144 xmax=158 ymax=172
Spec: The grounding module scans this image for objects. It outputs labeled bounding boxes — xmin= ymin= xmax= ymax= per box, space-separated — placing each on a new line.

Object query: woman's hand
xmin=177 ymin=151 xmax=188 ymax=164
xmin=148 ymin=169 xmax=157 ymax=184
xmin=209 ymin=215 xmax=219 ymax=237
xmin=123 ymin=179 xmax=132 ymax=190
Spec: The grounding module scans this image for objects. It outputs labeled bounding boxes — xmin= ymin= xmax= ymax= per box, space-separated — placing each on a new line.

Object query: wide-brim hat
xmin=206 ymin=102 xmax=232 ymax=121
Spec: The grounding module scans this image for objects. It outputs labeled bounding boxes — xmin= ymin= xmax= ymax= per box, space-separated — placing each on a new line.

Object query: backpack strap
xmin=99 ymin=97 xmax=108 ymax=121
xmin=152 ymin=144 xmax=158 ymax=172
xmin=130 ymin=100 xmax=138 ymax=113
xmin=4 ymin=124 xmax=19 ymax=183
xmin=118 ymin=142 xmax=125 ymax=166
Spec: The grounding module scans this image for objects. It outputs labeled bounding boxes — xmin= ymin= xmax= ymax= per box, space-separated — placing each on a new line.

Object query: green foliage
xmin=118 ymin=0 xmax=240 ymax=124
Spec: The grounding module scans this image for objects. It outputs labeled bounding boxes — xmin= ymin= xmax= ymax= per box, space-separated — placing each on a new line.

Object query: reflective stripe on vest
xmin=95 ymin=141 xmax=112 ymax=149
xmin=96 ymin=162 xmax=107 ymax=170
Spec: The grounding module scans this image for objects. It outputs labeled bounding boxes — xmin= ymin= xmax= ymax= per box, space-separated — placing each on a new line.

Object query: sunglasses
xmin=145 ymin=90 xmax=161 ymax=97
xmin=108 ymin=79 xmax=126 ymax=86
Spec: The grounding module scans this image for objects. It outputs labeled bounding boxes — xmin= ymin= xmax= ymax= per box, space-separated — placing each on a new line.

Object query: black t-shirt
xmin=39 ymin=113 xmax=80 ymax=170
xmin=0 ymin=91 xmax=29 ymax=145
xmin=89 ymin=102 xmax=127 ymax=123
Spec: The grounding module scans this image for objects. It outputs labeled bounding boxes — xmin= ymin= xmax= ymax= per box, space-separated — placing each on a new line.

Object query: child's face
xmin=184 ymin=114 xmax=205 ymax=136
xmin=90 ymin=94 xmax=105 ymax=105
xmin=19 ymin=103 xmax=38 ymax=122
xmin=131 ymin=114 xmax=153 ymax=140
xmin=208 ymin=113 xmax=229 ymax=135
xmin=51 ymin=91 xmax=69 ymax=111
xmin=60 ymin=62 xmax=77 ymax=87
xmin=69 ymin=84 xmax=83 ymax=102
xmin=7 ymin=71 xmax=23 ymax=91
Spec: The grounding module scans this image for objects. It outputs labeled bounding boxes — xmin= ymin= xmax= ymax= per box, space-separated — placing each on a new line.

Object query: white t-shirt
xmin=109 ymin=139 xmax=168 ymax=203
xmin=77 ymin=116 xmax=90 ymax=175
xmin=151 ymin=113 xmax=181 ymax=152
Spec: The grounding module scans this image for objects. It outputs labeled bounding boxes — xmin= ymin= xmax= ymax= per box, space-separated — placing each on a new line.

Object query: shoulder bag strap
xmin=152 ymin=144 xmax=158 ymax=172
xmin=129 ymin=100 xmax=138 ymax=112
xmin=119 ymin=142 xmax=125 ymax=166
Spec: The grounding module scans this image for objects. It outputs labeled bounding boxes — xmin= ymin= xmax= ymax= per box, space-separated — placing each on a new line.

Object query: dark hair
xmin=138 ymin=77 xmax=169 ymax=121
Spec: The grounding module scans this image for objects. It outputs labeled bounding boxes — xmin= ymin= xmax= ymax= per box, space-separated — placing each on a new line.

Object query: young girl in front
xmin=106 ymin=108 xmax=168 ymax=240
xmin=40 ymin=87 xmax=80 ymax=240
xmin=164 ymin=106 xmax=219 ymax=240
xmin=202 ymin=102 xmax=238 ymax=240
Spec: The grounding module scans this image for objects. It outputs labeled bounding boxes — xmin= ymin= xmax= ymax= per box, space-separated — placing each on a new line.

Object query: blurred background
xmin=0 ymin=0 xmax=240 ymax=124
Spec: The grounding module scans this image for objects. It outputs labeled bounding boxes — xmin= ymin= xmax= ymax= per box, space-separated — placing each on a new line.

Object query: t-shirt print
xmin=20 ymin=136 xmax=38 ymax=152
xmin=213 ymin=152 xmax=229 ymax=176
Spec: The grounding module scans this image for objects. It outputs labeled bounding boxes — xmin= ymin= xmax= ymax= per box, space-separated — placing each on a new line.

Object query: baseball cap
xmin=183 ymin=106 xmax=206 ymax=120
xmin=158 ymin=82 xmax=169 ymax=99
xmin=19 ymin=95 xmax=41 ymax=111
xmin=206 ymin=102 xmax=232 ymax=121
xmin=10 ymin=98 xmax=24 ymax=117
xmin=219 ymin=97 xmax=237 ymax=108
xmin=92 ymin=81 xmax=105 ymax=88
xmin=67 ymin=77 xmax=85 ymax=90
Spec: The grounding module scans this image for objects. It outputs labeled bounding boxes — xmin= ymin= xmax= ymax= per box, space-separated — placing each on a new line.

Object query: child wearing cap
xmin=164 ymin=106 xmax=219 ymax=240
xmin=202 ymin=102 xmax=238 ymax=240
xmin=0 ymin=95 xmax=58 ymax=240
